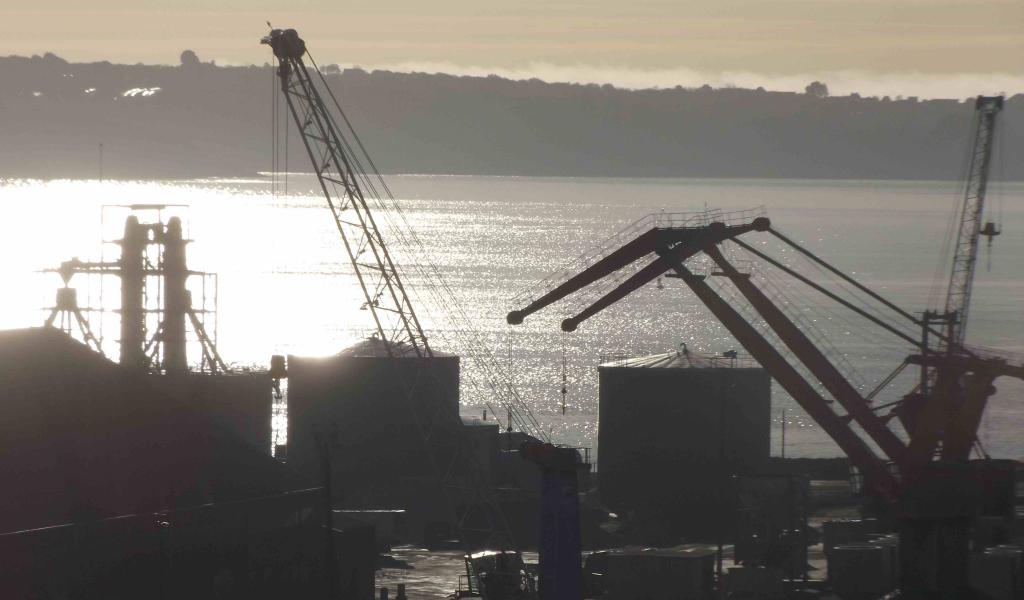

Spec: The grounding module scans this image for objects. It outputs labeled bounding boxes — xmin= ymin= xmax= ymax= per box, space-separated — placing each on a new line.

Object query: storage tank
xmin=597 ymin=350 xmax=770 ymax=537
xmin=286 ymin=338 xmax=460 ymax=512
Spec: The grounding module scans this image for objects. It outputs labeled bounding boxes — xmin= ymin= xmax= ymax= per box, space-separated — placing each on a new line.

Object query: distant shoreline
xmin=1 ymin=55 xmax=1021 ymax=182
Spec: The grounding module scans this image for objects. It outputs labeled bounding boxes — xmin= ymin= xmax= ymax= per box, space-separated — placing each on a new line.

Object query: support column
xmin=162 ymin=217 xmax=189 ymax=374
xmin=119 ymin=216 xmax=147 ymax=369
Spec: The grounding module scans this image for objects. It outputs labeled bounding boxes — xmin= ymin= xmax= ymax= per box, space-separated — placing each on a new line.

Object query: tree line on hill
xmin=0 ymin=51 xmax=1020 ymax=181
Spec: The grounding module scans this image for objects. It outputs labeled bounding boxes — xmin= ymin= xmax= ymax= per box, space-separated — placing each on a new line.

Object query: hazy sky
xmin=4 ymin=1 xmax=1022 ymax=97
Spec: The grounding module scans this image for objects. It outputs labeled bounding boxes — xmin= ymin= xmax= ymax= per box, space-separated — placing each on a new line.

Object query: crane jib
xmin=263 ymin=28 xmax=431 ymax=359
xmin=262 ymin=29 xmax=540 ymax=583
xmin=943 ymin=95 xmax=1003 ymax=351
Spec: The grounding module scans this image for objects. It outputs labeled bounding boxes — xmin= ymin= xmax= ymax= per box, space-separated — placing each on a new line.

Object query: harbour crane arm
xmin=659 ymin=252 xmax=897 ymax=497
xmin=508 ymin=216 xmax=920 ymax=498
xmin=507 ymin=229 xmax=660 ymax=325
xmin=705 ymin=246 xmax=908 ymax=463
xmin=507 ymin=218 xmax=770 ymax=327
xmin=560 ymin=258 xmax=675 ymax=332
xmin=510 ymin=218 xmax=898 ymax=496
xmin=262 ymin=28 xmax=430 ymax=358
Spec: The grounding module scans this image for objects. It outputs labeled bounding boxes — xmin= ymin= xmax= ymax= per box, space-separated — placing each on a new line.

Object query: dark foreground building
xmin=0 ymin=327 xmax=369 ymax=598
xmin=284 ymin=339 xmax=579 ymax=549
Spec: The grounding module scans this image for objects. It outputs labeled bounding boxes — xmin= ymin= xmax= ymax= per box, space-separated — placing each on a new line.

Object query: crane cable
xmin=271 ymin=56 xmax=277 ymax=196
xmin=988 ymin=114 xmax=1006 ymax=272
xmin=309 ymin=90 xmax=543 ymax=436
xmin=730 ymin=235 xmax=921 ymax=347
xmin=996 ymin=113 xmax=1006 ymax=230
xmin=722 ymin=240 xmax=904 ymax=398
xmin=284 ymin=91 xmax=289 ymax=196
xmin=270 ymin=54 xmax=290 ymax=197
xmin=744 ymin=249 xmax=872 ymax=392
xmin=927 ymin=106 xmax=979 ymax=309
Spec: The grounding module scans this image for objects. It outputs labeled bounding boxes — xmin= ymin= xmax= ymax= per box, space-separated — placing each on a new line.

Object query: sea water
xmin=1 ymin=175 xmax=1021 ymax=462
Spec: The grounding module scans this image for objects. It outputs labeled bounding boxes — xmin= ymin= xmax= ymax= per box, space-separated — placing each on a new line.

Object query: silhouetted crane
xmin=262 ymin=28 xmax=536 ymax=599
xmin=941 ymin=96 xmax=1003 ymax=351
xmin=508 ymin=97 xmax=1019 ymax=599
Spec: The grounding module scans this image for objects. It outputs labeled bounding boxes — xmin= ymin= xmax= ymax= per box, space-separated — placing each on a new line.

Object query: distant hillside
xmin=1 ymin=53 xmax=1021 ymax=181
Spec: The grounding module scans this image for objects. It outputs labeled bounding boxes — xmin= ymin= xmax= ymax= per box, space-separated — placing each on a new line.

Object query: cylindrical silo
xmin=597 ymin=350 xmax=771 ymax=538
xmin=286 ymin=339 xmax=460 ymax=505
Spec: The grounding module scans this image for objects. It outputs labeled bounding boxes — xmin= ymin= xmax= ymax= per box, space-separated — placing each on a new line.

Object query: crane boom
xmin=704 ymin=246 xmax=907 ymax=464
xmin=508 ymin=216 xmax=901 ymax=496
xmin=662 ymin=256 xmax=897 ymax=497
xmin=262 ymin=28 xmax=430 ymax=358
xmin=506 ymin=97 xmax=1013 ymax=597
xmin=943 ymin=95 xmax=1003 ymax=350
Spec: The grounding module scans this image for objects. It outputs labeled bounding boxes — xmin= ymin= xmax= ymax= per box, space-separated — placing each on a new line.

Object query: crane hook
xmin=981 ymin=220 xmax=1000 ymax=272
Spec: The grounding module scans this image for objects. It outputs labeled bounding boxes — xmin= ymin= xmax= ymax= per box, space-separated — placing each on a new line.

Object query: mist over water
xmin=2 ymin=175 xmax=1022 ymax=463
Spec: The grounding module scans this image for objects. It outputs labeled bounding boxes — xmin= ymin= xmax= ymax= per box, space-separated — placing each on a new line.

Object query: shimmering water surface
xmin=1 ymin=175 xmax=1021 ymax=462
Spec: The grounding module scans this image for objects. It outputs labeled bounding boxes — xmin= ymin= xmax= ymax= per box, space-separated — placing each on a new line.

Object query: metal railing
xmin=512 ymin=207 xmax=767 ymax=308
xmin=598 ymin=351 xmax=761 ymax=369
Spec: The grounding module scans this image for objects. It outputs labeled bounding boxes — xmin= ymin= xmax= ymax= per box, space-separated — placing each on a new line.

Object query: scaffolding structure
xmin=43 ymin=206 xmax=227 ymax=374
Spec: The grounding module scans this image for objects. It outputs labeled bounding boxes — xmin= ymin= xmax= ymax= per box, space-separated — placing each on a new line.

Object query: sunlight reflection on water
xmin=1 ymin=175 xmax=1022 ymax=462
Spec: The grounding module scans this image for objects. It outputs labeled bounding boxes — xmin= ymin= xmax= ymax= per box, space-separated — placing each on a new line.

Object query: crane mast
xmin=942 ymin=95 xmax=1003 ymax=351
xmin=262 ymin=28 xmax=430 ymax=358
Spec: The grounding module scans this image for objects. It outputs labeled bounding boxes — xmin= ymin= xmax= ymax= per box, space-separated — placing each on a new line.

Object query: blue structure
xmin=521 ymin=442 xmax=583 ymax=600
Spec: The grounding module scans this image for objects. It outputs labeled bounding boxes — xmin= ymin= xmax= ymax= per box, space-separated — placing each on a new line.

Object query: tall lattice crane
xmin=263 ymin=28 xmax=429 ymax=358
xmin=940 ymin=95 xmax=1004 ymax=351
xmin=262 ymin=28 xmax=536 ymax=598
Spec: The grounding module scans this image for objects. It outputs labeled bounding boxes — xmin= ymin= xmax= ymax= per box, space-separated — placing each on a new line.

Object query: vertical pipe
xmin=716 ymin=379 xmax=725 ymax=587
xmin=119 ymin=216 xmax=147 ymax=369
xmin=163 ymin=217 xmax=189 ymax=374
xmin=781 ymin=408 xmax=786 ymax=459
